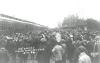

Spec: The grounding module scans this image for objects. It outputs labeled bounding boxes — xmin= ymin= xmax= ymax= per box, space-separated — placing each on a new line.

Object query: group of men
xmin=0 ymin=30 xmax=100 ymax=63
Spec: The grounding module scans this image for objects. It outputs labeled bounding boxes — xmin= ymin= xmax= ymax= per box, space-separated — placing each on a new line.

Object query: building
xmin=0 ymin=14 xmax=49 ymax=34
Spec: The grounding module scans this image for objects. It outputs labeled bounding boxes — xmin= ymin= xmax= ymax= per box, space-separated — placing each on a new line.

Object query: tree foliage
xmin=62 ymin=15 xmax=100 ymax=31
xmin=62 ymin=15 xmax=86 ymax=30
xmin=86 ymin=18 xmax=100 ymax=31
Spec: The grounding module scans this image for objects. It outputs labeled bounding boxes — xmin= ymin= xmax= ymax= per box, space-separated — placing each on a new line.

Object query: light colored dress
xmin=52 ymin=45 xmax=64 ymax=61
xmin=78 ymin=52 xmax=91 ymax=63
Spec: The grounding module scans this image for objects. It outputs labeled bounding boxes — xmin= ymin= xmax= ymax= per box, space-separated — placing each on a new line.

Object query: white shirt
xmin=79 ymin=52 xmax=91 ymax=63
xmin=55 ymin=32 xmax=61 ymax=42
xmin=52 ymin=45 xmax=64 ymax=61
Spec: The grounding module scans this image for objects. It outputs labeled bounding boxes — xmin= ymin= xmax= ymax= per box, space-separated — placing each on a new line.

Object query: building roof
xmin=0 ymin=14 xmax=49 ymax=34
xmin=0 ymin=14 xmax=48 ymax=28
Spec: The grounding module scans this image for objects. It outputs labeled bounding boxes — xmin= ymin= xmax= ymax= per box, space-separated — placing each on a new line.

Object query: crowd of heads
xmin=0 ymin=29 xmax=99 ymax=54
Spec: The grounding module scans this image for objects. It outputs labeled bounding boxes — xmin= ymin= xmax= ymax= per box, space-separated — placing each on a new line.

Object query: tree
xmin=62 ymin=15 xmax=86 ymax=30
xmin=86 ymin=18 xmax=100 ymax=31
xmin=57 ymin=21 xmax=62 ymax=28
xmin=61 ymin=15 xmax=100 ymax=31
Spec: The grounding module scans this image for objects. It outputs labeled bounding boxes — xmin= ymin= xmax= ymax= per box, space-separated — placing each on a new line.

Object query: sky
xmin=0 ymin=0 xmax=100 ymax=28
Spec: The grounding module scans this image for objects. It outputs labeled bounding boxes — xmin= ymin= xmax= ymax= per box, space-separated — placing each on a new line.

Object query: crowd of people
xmin=0 ymin=29 xmax=100 ymax=63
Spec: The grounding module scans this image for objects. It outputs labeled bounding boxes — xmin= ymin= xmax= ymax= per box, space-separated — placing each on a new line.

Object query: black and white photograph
xmin=0 ymin=0 xmax=100 ymax=63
